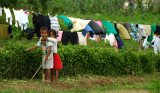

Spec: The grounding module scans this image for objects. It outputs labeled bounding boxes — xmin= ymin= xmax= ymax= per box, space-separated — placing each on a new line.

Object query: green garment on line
xmin=0 ymin=24 xmax=10 ymax=39
xmin=58 ymin=15 xmax=73 ymax=30
xmin=102 ymin=21 xmax=119 ymax=40
xmin=147 ymin=25 xmax=157 ymax=42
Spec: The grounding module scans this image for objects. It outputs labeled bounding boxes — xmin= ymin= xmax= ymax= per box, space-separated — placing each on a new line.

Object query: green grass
xmin=0 ymin=73 xmax=160 ymax=93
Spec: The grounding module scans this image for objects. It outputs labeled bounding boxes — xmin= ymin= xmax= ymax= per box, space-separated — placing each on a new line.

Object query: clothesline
xmin=0 ymin=7 xmax=160 ymax=54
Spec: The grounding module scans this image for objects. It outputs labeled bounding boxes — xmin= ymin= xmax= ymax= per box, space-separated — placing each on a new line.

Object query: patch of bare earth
xmin=0 ymin=75 xmax=152 ymax=92
xmin=101 ymin=90 xmax=148 ymax=93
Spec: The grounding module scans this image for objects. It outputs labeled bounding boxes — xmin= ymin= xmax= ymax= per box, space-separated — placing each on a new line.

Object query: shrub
xmin=0 ymin=40 xmax=160 ymax=79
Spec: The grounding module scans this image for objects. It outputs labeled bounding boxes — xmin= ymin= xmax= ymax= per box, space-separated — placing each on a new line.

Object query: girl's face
xmin=50 ymin=32 xmax=55 ymax=38
xmin=40 ymin=30 xmax=48 ymax=38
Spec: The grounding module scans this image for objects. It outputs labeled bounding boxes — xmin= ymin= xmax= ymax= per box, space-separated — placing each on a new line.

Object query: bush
xmin=0 ymin=41 xmax=159 ymax=79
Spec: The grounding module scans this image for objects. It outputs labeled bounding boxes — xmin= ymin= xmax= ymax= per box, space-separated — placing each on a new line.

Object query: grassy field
xmin=0 ymin=12 xmax=159 ymax=92
xmin=0 ymin=73 xmax=160 ymax=93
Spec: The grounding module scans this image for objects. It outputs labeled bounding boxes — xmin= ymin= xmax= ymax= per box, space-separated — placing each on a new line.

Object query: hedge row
xmin=0 ymin=41 xmax=160 ymax=79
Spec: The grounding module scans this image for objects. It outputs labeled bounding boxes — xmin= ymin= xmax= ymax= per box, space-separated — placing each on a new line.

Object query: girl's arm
xmin=46 ymin=38 xmax=57 ymax=43
xmin=27 ymin=40 xmax=41 ymax=51
xmin=27 ymin=46 xmax=38 ymax=51
xmin=45 ymin=46 xmax=51 ymax=60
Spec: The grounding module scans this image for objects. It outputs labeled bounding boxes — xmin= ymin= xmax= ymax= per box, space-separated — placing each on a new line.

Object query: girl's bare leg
xmin=51 ymin=69 xmax=54 ymax=81
xmin=45 ymin=69 xmax=51 ymax=82
xmin=54 ymin=70 xmax=58 ymax=83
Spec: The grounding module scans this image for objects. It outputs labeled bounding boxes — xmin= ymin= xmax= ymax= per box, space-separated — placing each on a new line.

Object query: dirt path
xmin=100 ymin=90 xmax=148 ymax=93
xmin=0 ymin=75 xmax=155 ymax=92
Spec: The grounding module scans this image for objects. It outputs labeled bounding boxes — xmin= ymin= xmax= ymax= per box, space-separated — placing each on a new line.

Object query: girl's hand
xmin=45 ymin=56 xmax=48 ymax=61
xmin=25 ymin=48 xmax=30 ymax=51
xmin=41 ymin=38 xmax=44 ymax=41
xmin=45 ymin=38 xmax=48 ymax=41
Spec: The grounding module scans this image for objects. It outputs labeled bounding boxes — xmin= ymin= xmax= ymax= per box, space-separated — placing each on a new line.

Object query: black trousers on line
xmin=62 ymin=31 xmax=78 ymax=45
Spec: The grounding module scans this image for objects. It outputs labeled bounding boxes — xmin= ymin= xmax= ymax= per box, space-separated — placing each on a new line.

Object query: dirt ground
xmin=0 ymin=75 xmax=154 ymax=93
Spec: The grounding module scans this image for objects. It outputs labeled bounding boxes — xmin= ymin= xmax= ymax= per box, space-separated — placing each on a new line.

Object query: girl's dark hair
xmin=48 ymin=29 xmax=57 ymax=37
xmin=40 ymin=27 xmax=48 ymax=32
xmin=48 ymin=29 xmax=60 ymax=48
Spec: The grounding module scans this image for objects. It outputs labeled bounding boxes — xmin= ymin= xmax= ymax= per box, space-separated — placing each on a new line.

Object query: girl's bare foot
xmin=53 ymin=80 xmax=58 ymax=84
xmin=44 ymin=80 xmax=51 ymax=83
xmin=51 ymin=80 xmax=55 ymax=83
xmin=41 ymin=80 xmax=45 ymax=83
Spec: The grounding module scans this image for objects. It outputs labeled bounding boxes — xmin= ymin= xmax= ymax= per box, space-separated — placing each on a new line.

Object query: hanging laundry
xmin=122 ymin=23 xmax=131 ymax=36
xmin=104 ymin=33 xmax=118 ymax=51
xmin=94 ymin=35 xmax=100 ymax=42
xmin=0 ymin=24 xmax=10 ymax=39
xmin=117 ymin=23 xmax=130 ymax=40
xmin=117 ymin=36 xmax=126 ymax=49
xmin=82 ymin=24 xmax=95 ymax=38
xmin=77 ymin=32 xmax=87 ymax=45
xmin=102 ymin=21 xmax=119 ymax=40
xmin=3 ymin=7 xmax=12 ymax=25
xmin=50 ymin=15 xmax=61 ymax=31
xmin=13 ymin=10 xmax=21 ymax=27
xmin=58 ymin=15 xmax=73 ymax=30
xmin=147 ymin=25 xmax=157 ymax=42
xmin=8 ymin=25 xmax=12 ymax=34
xmin=143 ymin=25 xmax=151 ymax=36
xmin=19 ymin=9 xmax=29 ymax=31
xmin=139 ymin=39 xmax=145 ymax=51
xmin=114 ymin=23 xmax=126 ymax=49
xmin=104 ymin=33 xmax=115 ymax=46
xmin=143 ymin=36 xmax=151 ymax=50
xmin=154 ymin=26 xmax=160 ymax=35
xmin=57 ymin=31 xmax=63 ymax=41
xmin=0 ymin=7 xmax=2 ymax=16
xmin=23 ymin=28 xmax=35 ymax=39
xmin=32 ymin=13 xmax=43 ymax=37
xmin=114 ymin=23 xmax=119 ymax=34
xmin=152 ymin=36 xmax=160 ymax=55
xmin=138 ymin=24 xmax=146 ymax=40
xmin=130 ymin=24 xmax=137 ymax=40
xmin=25 ymin=10 xmax=29 ymax=16
xmin=40 ymin=14 xmax=51 ymax=30
xmin=62 ymin=31 xmax=78 ymax=45
xmin=68 ymin=17 xmax=90 ymax=32
xmin=96 ymin=20 xmax=102 ymax=27
xmin=86 ymin=18 xmax=105 ymax=35
xmin=32 ymin=13 xmax=50 ymax=37
xmin=99 ymin=34 xmax=106 ymax=39
xmin=113 ymin=38 xmax=118 ymax=51
xmin=96 ymin=20 xmax=106 ymax=39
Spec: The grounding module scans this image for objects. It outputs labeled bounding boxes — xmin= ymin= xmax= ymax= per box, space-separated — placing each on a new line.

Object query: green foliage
xmin=147 ymin=79 xmax=160 ymax=93
xmin=0 ymin=41 xmax=159 ymax=79
xmin=0 ymin=0 xmax=160 ymax=15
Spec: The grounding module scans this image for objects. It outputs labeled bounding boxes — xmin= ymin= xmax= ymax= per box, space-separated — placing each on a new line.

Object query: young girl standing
xmin=45 ymin=29 xmax=63 ymax=83
xmin=27 ymin=27 xmax=53 ymax=83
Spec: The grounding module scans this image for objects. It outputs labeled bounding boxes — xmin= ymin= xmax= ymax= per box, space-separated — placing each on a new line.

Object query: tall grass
xmin=147 ymin=79 xmax=160 ymax=93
